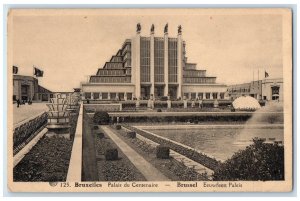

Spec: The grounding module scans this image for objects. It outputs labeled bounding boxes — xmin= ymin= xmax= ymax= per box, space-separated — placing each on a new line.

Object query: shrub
xmin=105 ymin=148 xmax=118 ymax=161
xmin=115 ymin=125 xmax=121 ymax=130
xmin=93 ymin=125 xmax=99 ymax=130
xmin=95 ymin=131 xmax=105 ymax=139
xmin=160 ymin=96 xmax=168 ymax=101
xmin=93 ymin=111 xmax=110 ymax=125
xmin=156 ymin=145 xmax=170 ymax=159
xmin=213 ymin=138 xmax=284 ymax=181
xmin=157 ymin=109 xmax=162 ymax=112
xmin=126 ymin=131 xmax=136 ymax=138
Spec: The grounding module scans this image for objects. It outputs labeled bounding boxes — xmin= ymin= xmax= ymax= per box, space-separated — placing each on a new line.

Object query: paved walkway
xmin=101 ymin=126 xmax=170 ymax=181
xmin=13 ymin=103 xmax=48 ymax=126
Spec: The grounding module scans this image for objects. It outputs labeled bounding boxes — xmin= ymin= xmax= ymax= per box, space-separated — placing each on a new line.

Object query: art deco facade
xmin=81 ymin=24 xmax=227 ymax=100
xmin=227 ymin=78 xmax=283 ymax=101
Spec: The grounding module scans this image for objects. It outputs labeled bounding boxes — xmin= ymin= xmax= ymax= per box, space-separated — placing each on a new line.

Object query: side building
xmin=227 ymin=78 xmax=283 ymax=102
xmin=13 ymin=74 xmax=53 ymax=102
xmin=81 ymin=24 xmax=227 ymax=101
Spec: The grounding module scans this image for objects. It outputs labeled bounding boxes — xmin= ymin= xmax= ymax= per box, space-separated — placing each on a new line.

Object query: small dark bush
xmin=126 ymin=131 xmax=136 ymax=138
xmin=93 ymin=111 xmax=110 ymax=125
xmin=93 ymin=125 xmax=99 ymax=130
xmin=160 ymin=96 xmax=168 ymax=101
xmin=95 ymin=131 xmax=105 ymax=139
xmin=105 ymin=148 xmax=118 ymax=161
xmin=157 ymin=109 xmax=162 ymax=112
xmin=115 ymin=125 xmax=121 ymax=130
xmin=156 ymin=145 xmax=170 ymax=159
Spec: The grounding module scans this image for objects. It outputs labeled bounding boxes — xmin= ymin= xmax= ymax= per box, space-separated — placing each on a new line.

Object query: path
xmin=13 ymin=103 xmax=48 ymax=126
xmin=101 ymin=126 xmax=170 ymax=181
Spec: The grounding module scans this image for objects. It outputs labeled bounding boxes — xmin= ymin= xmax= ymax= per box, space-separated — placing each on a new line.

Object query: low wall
xmin=67 ymin=104 xmax=83 ymax=181
xmin=109 ymin=112 xmax=253 ymax=123
xmin=122 ymin=124 xmax=221 ymax=171
xmin=13 ymin=112 xmax=48 ymax=154
xmin=84 ymin=103 xmax=122 ymax=112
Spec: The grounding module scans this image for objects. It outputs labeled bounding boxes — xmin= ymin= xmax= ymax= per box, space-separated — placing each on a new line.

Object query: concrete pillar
xmin=91 ymin=93 xmax=94 ymax=100
xmin=183 ymin=99 xmax=188 ymax=108
xmin=167 ymin=99 xmax=171 ymax=109
xmin=177 ymin=32 xmax=183 ymax=99
xmin=135 ymin=34 xmax=141 ymax=99
xmin=164 ymin=32 xmax=169 ymax=96
xmin=203 ymin=92 xmax=206 ymax=100
xmin=124 ymin=92 xmax=127 ymax=101
xmin=99 ymin=92 xmax=102 ymax=100
xmin=108 ymin=93 xmax=111 ymax=100
xmin=150 ymin=31 xmax=155 ymax=98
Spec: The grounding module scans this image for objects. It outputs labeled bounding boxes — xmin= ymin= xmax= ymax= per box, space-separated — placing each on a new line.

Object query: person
xmin=16 ymin=99 xmax=20 ymax=108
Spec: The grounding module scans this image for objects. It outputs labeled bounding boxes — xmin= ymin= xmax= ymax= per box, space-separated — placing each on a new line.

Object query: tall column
xmin=164 ymin=32 xmax=169 ymax=96
xmin=132 ymin=29 xmax=141 ymax=99
xmin=150 ymin=30 xmax=155 ymax=97
xmin=177 ymin=32 xmax=183 ymax=99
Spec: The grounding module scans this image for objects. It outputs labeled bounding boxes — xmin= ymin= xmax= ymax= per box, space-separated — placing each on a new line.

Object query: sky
xmin=11 ymin=9 xmax=284 ymax=92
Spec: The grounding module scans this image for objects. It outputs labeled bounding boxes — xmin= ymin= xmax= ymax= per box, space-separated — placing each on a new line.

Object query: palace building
xmin=81 ymin=24 xmax=227 ymax=100
xmin=227 ymin=78 xmax=283 ymax=102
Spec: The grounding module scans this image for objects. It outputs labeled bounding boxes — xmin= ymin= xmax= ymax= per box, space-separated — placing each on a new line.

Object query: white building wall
xmin=261 ymin=78 xmax=284 ymax=102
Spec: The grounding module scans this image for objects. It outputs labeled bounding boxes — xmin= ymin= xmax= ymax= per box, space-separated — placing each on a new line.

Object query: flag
xmin=34 ymin=67 xmax=44 ymax=77
xmin=265 ymin=71 xmax=269 ymax=78
xmin=13 ymin=66 xmax=18 ymax=74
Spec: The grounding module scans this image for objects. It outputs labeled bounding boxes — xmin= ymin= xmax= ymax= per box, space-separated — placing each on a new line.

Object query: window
xmin=184 ymin=93 xmax=189 ymax=99
xmin=191 ymin=93 xmax=196 ymax=100
xmin=154 ymin=38 xmax=164 ymax=82
xmin=93 ymin=93 xmax=99 ymax=99
xmin=140 ymin=37 xmax=151 ymax=82
xmin=220 ymin=93 xmax=225 ymax=99
xmin=85 ymin=92 xmax=91 ymax=99
xmin=102 ymin=93 xmax=108 ymax=100
xmin=110 ymin=93 xmax=117 ymax=100
xmin=168 ymin=39 xmax=178 ymax=83
xmin=198 ymin=93 xmax=203 ymax=100
xmin=206 ymin=93 xmax=210 ymax=99
xmin=126 ymin=93 xmax=132 ymax=100
xmin=213 ymin=93 xmax=218 ymax=99
xmin=119 ymin=93 xmax=125 ymax=100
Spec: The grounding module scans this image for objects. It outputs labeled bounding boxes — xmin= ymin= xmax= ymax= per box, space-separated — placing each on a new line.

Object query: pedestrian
xmin=16 ymin=99 xmax=20 ymax=108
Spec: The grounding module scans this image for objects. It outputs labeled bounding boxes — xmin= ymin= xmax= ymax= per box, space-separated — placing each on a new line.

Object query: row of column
xmin=184 ymin=92 xmax=224 ymax=100
xmin=87 ymin=92 xmax=133 ymax=100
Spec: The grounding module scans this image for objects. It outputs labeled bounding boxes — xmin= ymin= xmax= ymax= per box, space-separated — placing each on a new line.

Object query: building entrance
xmin=141 ymin=86 xmax=151 ymax=100
xmin=168 ymin=86 xmax=177 ymax=100
xmin=154 ymin=86 xmax=164 ymax=98
xmin=21 ymin=85 xmax=30 ymax=101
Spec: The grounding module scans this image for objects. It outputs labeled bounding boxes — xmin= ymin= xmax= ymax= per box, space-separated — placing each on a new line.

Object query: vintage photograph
xmin=7 ymin=8 xmax=292 ymax=192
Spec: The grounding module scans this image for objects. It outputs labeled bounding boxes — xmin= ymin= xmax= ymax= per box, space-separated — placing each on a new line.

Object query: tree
xmin=213 ymin=138 xmax=284 ymax=181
